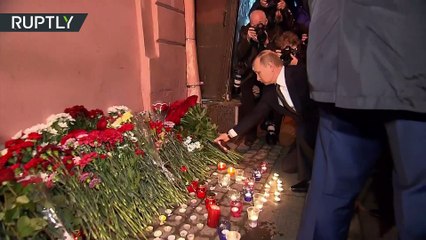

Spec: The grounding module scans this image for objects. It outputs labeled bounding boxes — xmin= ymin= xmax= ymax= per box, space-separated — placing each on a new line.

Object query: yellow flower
xmin=121 ymin=111 xmax=133 ymax=122
xmin=111 ymin=111 xmax=133 ymax=128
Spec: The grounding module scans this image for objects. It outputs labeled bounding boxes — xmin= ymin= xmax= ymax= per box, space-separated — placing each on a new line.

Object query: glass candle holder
xmin=226 ymin=231 xmax=242 ymax=240
xmin=218 ymin=174 xmax=231 ymax=189
xmin=205 ymin=191 xmax=217 ymax=210
xmin=227 ymin=166 xmax=236 ymax=177
xmin=230 ymin=200 xmax=243 ymax=217
xmin=196 ymin=182 xmax=207 ymax=199
xmin=245 ymin=177 xmax=255 ymax=190
xmin=207 ymin=205 xmax=221 ymax=228
xmin=217 ymin=162 xmax=227 ymax=172
xmin=235 ymin=169 xmax=245 ymax=183
xmin=260 ymin=161 xmax=267 ymax=174
xmin=243 ymin=188 xmax=253 ymax=202
xmin=252 ymin=168 xmax=262 ymax=181
xmin=228 ymin=189 xmax=240 ymax=202
xmin=216 ymin=219 xmax=231 ymax=240
xmin=247 ymin=206 xmax=261 ymax=228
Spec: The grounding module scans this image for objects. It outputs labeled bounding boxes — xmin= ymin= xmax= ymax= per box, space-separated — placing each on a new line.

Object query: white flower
xmin=47 ymin=127 xmax=58 ymax=135
xmin=46 ymin=113 xmax=74 ymax=126
xmin=58 ymin=122 xmax=68 ymax=128
xmin=22 ymin=123 xmax=48 ymax=138
xmin=12 ymin=130 xmax=23 ymax=139
xmin=1 ymin=148 xmax=8 ymax=156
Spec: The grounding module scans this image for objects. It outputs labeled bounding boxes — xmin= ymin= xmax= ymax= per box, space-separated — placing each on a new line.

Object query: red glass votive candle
xmin=205 ymin=191 xmax=217 ymax=210
xmin=230 ymin=200 xmax=243 ymax=217
xmin=207 ymin=204 xmax=221 ymax=228
xmin=197 ymin=184 xmax=207 ymax=199
xmin=217 ymin=162 xmax=227 ymax=171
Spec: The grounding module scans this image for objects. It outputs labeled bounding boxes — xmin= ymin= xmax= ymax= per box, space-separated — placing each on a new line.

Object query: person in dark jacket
xmin=297 ymin=1 xmax=426 ymax=239
xmin=215 ymin=50 xmax=318 ymax=192
xmin=234 ymin=10 xmax=283 ymax=146
xmin=249 ymin=0 xmax=295 ymax=33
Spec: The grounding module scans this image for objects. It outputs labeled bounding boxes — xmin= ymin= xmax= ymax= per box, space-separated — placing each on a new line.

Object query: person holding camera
xmin=217 ymin=48 xmax=318 ymax=193
xmin=233 ymin=10 xmax=283 ymax=146
xmin=250 ymin=0 xmax=296 ymax=33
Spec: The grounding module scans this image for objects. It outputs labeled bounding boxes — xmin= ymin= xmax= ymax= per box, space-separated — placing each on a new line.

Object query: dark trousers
xmin=297 ymin=107 xmax=426 ymax=240
xmin=295 ymin=115 xmax=318 ymax=181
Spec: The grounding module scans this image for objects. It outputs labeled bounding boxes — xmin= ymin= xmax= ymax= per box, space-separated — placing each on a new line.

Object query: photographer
xmin=249 ymin=0 xmax=295 ymax=33
xmin=233 ymin=10 xmax=283 ymax=146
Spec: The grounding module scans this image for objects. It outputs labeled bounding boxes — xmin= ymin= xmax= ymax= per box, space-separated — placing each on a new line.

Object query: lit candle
xmin=230 ymin=201 xmax=243 ymax=217
xmin=205 ymin=191 xmax=217 ymax=210
xmin=207 ymin=205 xmax=221 ymax=228
xmin=265 ymin=184 xmax=271 ymax=189
xmin=260 ymin=162 xmax=268 ymax=173
xmin=227 ymin=166 xmax=236 ymax=176
xmin=197 ymin=223 xmax=204 ymax=230
xmin=226 ymin=231 xmax=242 ymax=240
xmin=278 ymin=187 xmax=284 ymax=192
xmin=247 ymin=206 xmax=261 ymax=228
xmin=264 ymin=192 xmax=270 ymax=198
xmin=277 ymin=179 xmax=283 ymax=184
xmin=217 ymin=162 xmax=227 ymax=171
xmin=154 ymin=230 xmax=162 ymax=237
xmin=274 ymin=191 xmax=280 ymax=196
xmin=196 ymin=183 xmax=207 ymax=199
xmin=274 ymin=196 xmax=281 ymax=202
xmin=253 ymin=168 xmax=262 ymax=181
xmin=244 ymin=190 xmax=253 ymax=202
xmin=159 ymin=215 xmax=167 ymax=225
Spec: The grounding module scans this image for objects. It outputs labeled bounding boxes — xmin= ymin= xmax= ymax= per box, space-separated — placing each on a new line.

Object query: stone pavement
xmin=144 ymin=141 xmax=307 ymax=240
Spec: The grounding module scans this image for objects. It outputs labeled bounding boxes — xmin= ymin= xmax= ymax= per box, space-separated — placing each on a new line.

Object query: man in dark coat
xmin=297 ymin=1 xmax=426 ymax=239
xmin=234 ymin=10 xmax=283 ymax=146
xmin=216 ymin=50 xmax=318 ymax=192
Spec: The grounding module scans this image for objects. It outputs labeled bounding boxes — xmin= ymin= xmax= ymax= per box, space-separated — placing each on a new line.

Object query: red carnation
xmin=180 ymin=165 xmax=188 ymax=172
xmin=118 ymin=123 xmax=134 ymax=133
xmin=96 ymin=117 xmax=108 ymax=130
xmin=27 ymin=132 xmax=42 ymax=141
xmin=88 ymin=109 xmax=104 ymax=118
xmin=23 ymin=158 xmax=44 ymax=171
xmin=0 ymin=168 xmax=15 ymax=183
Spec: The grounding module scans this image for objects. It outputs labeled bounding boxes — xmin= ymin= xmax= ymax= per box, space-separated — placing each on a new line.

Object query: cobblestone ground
xmin=144 ymin=141 xmax=307 ymax=240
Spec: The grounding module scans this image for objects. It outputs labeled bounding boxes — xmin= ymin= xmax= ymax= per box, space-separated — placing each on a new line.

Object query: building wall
xmin=0 ymin=0 xmax=187 ymax=143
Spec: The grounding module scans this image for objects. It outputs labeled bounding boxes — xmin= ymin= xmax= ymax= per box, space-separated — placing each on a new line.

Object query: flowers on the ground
xmin=0 ymin=96 xmax=241 ymax=240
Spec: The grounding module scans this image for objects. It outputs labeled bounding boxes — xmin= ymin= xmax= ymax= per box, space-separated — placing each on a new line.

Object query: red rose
xmin=135 ymin=149 xmax=145 ymax=156
xmin=180 ymin=165 xmax=188 ymax=172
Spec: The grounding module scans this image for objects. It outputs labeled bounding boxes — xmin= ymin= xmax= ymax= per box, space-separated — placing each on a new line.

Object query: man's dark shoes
xmin=291 ymin=180 xmax=309 ymax=193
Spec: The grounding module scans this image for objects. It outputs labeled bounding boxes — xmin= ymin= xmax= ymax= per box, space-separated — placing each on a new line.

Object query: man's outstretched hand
xmin=214 ymin=133 xmax=230 ymax=143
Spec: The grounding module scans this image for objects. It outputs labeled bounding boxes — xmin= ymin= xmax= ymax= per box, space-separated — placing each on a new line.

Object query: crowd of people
xmin=216 ymin=0 xmax=426 ymax=239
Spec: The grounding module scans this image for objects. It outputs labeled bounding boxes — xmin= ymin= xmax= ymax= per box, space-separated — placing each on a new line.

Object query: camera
xmin=280 ymin=46 xmax=298 ymax=66
xmin=254 ymin=23 xmax=267 ymax=45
